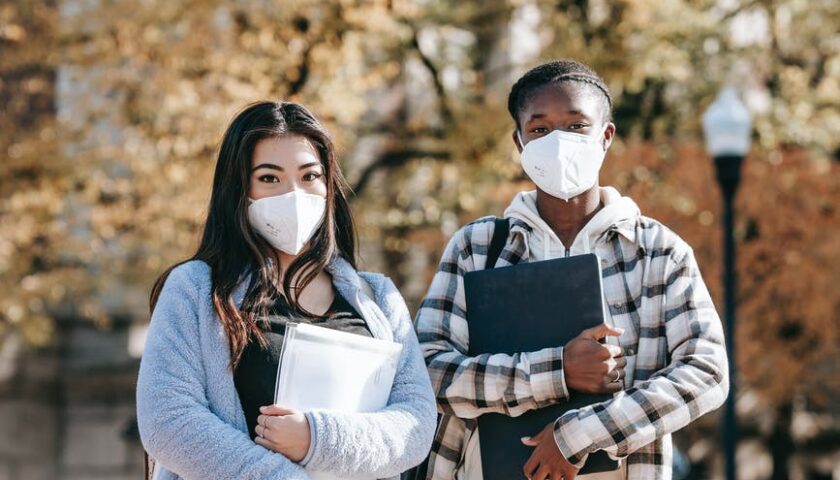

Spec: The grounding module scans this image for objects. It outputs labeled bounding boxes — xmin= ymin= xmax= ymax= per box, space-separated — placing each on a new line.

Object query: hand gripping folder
xmin=464 ymin=253 xmax=620 ymax=478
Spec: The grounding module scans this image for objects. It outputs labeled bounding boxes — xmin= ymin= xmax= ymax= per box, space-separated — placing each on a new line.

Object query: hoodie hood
xmin=503 ymin=186 xmax=640 ymax=261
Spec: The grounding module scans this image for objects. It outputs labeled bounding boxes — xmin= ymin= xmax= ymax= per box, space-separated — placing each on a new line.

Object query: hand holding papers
xmin=275 ymin=322 xmax=402 ymax=412
xmin=273 ymin=323 xmax=403 ymax=480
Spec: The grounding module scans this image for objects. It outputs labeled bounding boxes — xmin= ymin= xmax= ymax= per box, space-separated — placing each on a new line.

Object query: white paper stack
xmin=274 ymin=323 xmax=403 ymax=480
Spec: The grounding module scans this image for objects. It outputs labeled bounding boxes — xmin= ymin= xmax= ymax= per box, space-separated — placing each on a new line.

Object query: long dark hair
xmin=149 ymin=101 xmax=357 ymax=369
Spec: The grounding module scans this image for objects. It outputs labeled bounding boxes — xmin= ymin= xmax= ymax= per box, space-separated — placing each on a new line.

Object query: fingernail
xmin=259 ymin=406 xmax=266 ymax=412
xmin=521 ymin=436 xmax=529 ymax=442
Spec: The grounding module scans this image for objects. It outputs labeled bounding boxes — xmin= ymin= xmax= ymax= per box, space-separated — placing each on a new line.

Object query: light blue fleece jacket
xmin=136 ymin=257 xmax=437 ymax=480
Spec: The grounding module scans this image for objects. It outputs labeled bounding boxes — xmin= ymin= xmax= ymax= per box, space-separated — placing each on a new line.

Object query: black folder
xmin=464 ymin=253 xmax=619 ymax=478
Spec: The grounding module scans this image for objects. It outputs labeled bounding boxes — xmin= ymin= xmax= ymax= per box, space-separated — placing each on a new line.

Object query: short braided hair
xmin=507 ymin=59 xmax=613 ymax=130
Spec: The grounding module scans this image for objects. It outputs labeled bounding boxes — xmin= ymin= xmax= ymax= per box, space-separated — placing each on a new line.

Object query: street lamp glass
xmin=701 ymin=87 xmax=753 ymax=157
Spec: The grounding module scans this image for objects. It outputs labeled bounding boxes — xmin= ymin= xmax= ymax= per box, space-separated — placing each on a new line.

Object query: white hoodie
xmin=503 ymin=186 xmax=641 ymax=261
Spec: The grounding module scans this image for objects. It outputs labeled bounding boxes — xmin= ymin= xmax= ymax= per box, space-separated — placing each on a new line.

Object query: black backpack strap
xmin=486 ymin=217 xmax=510 ymax=270
xmin=401 ymin=218 xmax=509 ymax=480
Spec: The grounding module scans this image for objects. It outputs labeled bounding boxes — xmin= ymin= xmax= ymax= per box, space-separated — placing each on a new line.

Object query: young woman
xmin=136 ymin=101 xmax=436 ymax=480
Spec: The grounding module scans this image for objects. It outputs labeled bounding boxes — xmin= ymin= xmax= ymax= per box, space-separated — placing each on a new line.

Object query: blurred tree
xmin=1 ymin=0 xmax=64 ymax=346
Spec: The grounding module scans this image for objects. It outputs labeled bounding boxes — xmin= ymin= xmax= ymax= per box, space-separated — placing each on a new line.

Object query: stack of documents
xmin=274 ymin=323 xmax=403 ymax=480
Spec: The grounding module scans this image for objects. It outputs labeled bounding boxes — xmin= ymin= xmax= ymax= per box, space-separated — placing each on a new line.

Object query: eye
xmin=569 ymin=123 xmax=589 ymax=130
xmin=258 ymin=174 xmax=280 ymax=183
xmin=530 ymin=127 xmax=549 ymax=134
xmin=302 ymin=171 xmax=323 ymax=182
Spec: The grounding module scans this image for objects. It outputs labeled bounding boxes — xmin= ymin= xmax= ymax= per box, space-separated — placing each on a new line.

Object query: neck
xmin=535 ymin=186 xmax=602 ymax=247
xmin=271 ymin=249 xmax=332 ymax=293
xmin=276 ymin=251 xmax=297 ymax=272
xmin=269 ymin=250 xmax=299 ymax=286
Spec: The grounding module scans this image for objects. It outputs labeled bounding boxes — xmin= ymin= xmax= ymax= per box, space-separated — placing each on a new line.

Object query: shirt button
xmin=612 ymin=303 xmax=622 ymax=310
xmin=625 ymin=347 xmax=636 ymax=356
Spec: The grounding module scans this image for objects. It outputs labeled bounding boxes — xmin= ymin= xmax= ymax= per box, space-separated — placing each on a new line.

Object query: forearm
xmin=303 ymin=406 xmax=431 ymax=478
xmin=417 ymin=224 xmax=569 ymax=418
xmin=553 ymin=249 xmax=729 ymax=464
xmin=553 ymin=344 xmax=728 ymax=464
xmin=137 ymin=358 xmax=311 ymax=479
xmin=424 ymin=341 xmax=569 ymax=419
xmin=140 ymin=400 xmax=311 ymax=479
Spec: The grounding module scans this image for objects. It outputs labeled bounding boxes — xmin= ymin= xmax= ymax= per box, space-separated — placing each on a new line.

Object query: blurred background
xmin=1 ymin=0 xmax=839 ymax=479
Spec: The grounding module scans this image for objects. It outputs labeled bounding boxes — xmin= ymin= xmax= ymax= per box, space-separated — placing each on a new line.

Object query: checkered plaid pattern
xmin=415 ymin=215 xmax=729 ymax=479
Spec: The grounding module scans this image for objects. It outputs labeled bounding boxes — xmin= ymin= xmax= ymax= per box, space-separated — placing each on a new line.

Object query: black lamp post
xmin=702 ymin=87 xmax=753 ymax=480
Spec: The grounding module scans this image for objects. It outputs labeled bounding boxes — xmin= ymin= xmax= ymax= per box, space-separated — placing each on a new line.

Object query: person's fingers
xmin=260 ymin=419 xmax=280 ymax=441
xmin=254 ymin=435 xmax=275 ymax=450
xmin=565 ymin=466 xmax=578 ymax=480
xmin=597 ymin=345 xmax=613 ymax=361
xmin=258 ymin=413 xmax=287 ymax=430
xmin=521 ymin=436 xmax=539 ymax=447
xmin=579 ymin=324 xmax=605 ymax=340
xmin=581 ymin=324 xmax=624 ymax=340
xmin=617 ymin=368 xmax=627 ymax=380
xmin=604 ymin=381 xmax=624 ymax=393
xmin=605 ymin=344 xmax=624 ymax=358
xmin=269 ymin=413 xmax=294 ymax=430
xmin=260 ymin=404 xmax=296 ymax=416
xmin=533 ymin=464 xmax=552 ymax=480
xmin=255 ymin=424 xmax=264 ymax=438
xmin=615 ymin=355 xmax=628 ymax=369
xmin=523 ymin=451 xmax=539 ymax=478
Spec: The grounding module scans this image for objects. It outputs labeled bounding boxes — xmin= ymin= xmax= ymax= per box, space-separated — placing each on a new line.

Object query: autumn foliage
xmin=1 ymin=1 xmax=839 ymax=467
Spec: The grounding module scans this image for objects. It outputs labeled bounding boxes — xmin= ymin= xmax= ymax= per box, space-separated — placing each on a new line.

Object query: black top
xmin=233 ymin=291 xmax=372 ymax=440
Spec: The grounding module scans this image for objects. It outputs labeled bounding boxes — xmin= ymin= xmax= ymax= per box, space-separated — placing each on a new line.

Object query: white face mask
xmin=518 ymin=129 xmax=607 ymax=201
xmin=247 ymin=191 xmax=327 ymax=255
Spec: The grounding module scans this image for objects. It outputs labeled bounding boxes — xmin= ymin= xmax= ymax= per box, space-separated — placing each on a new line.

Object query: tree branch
xmin=409 ymin=26 xmax=453 ymax=127
xmin=287 ymin=43 xmax=313 ymax=97
xmin=351 ymin=148 xmax=449 ymax=196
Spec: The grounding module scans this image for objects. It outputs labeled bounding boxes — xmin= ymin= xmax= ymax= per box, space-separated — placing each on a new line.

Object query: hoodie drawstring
xmin=543 ymin=230 xmax=550 ymax=259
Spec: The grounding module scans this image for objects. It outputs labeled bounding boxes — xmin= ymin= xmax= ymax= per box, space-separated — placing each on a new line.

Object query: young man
xmin=415 ymin=60 xmax=729 ymax=480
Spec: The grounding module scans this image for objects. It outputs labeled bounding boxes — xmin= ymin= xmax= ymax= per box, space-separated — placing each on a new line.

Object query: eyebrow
xmin=251 ymin=162 xmax=321 ymax=172
xmin=525 ymin=110 xmax=589 ymax=122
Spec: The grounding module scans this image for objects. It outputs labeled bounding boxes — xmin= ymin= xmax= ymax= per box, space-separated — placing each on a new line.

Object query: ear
xmin=512 ymin=129 xmax=523 ymax=153
xmin=602 ymin=122 xmax=616 ymax=151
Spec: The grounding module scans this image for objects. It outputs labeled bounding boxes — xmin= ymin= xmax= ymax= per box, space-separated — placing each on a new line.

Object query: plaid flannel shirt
xmin=415 ymin=214 xmax=729 ymax=479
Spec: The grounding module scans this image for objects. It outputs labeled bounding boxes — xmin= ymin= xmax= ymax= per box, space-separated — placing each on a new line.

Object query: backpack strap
xmin=485 ymin=217 xmax=510 ymax=270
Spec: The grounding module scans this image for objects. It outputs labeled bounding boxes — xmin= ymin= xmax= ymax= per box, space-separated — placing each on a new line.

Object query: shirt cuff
xmin=552 ymin=413 xmax=593 ymax=468
xmin=299 ymin=411 xmax=318 ymax=467
xmin=528 ymin=346 xmax=570 ymax=403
